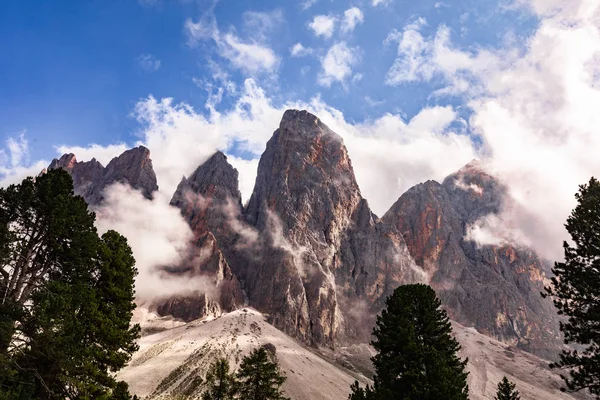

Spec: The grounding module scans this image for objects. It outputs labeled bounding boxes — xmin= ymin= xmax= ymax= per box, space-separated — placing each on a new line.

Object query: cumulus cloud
xmin=290 ymin=42 xmax=313 ymax=57
xmin=318 ymin=42 xmax=361 ymax=87
xmin=461 ymin=0 xmax=600 ymax=260
xmin=308 ymin=15 xmax=336 ymax=39
xmin=136 ymin=54 xmax=161 ymax=72
xmin=378 ymin=0 xmax=600 ymax=261
xmin=384 ymin=18 xmax=502 ymax=91
xmin=8 ymin=0 xmax=599 ymax=296
xmin=1 ymin=81 xmax=478 ymax=302
xmin=341 ymin=7 xmax=364 ymax=34
xmin=0 ymin=133 xmax=49 ymax=187
xmin=186 ymin=11 xmax=280 ymax=76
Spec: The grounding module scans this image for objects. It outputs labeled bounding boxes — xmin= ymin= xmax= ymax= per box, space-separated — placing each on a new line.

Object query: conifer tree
xmin=236 ymin=347 xmax=289 ymax=400
xmin=544 ymin=177 xmax=600 ymax=397
xmin=0 ymin=170 xmax=139 ymax=399
xmin=494 ymin=377 xmax=520 ymax=400
xmin=349 ymin=284 xmax=469 ymax=400
xmin=203 ymin=358 xmax=236 ymax=400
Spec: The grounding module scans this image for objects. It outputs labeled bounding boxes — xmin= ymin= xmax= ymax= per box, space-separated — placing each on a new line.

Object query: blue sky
xmin=0 ymin=0 xmax=537 ymax=162
xmin=2 ymin=0 xmax=599 ymax=261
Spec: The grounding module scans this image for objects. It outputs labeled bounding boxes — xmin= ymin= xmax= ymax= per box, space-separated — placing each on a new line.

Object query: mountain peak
xmin=281 ymin=109 xmax=320 ymax=126
xmin=171 ymin=150 xmax=241 ymax=207
xmin=278 ymin=109 xmax=340 ymax=142
xmin=49 ymin=153 xmax=78 ymax=170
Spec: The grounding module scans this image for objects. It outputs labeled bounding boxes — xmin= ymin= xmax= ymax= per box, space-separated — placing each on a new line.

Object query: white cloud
xmin=94 ymin=184 xmax=197 ymax=301
xmin=137 ymin=54 xmax=161 ymax=72
xmin=308 ymin=15 xmax=336 ymax=39
xmin=12 ymin=0 xmax=600 ymax=296
xmin=318 ymin=42 xmax=361 ymax=87
xmin=384 ymin=18 xmax=502 ymax=92
xmin=290 ymin=43 xmax=313 ymax=57
xmin=185 ymin=13 xmax=280 ymax=76
xmin=372 ymin=0 xmax=392 ymax=7
xmin=341 ymin=7 xmax=364 ymax=34
xmin=379 ymin=0 xmax=600 ymax=261
xmin=4 ymin=80 xmax=478 ymax=303
xmin=0 ymin=133 xmax=48 ymax=187
xmin=219 ymin=33 xmax=279 ymax=74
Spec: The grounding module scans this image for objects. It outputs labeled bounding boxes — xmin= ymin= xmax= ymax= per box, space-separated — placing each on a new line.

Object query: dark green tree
xmin=349 ymin=380 xmax=373 ymax=400
xmin=202 ymin=358 xmax=236 ymax=400
xmin=494 ymin=376 xmax=520 ymax=400
xmin=350 ymin=284 xmax=469 ymax=400
xmin=544 ymin=177 xmax=600 ymax=397
xmin=0 ymin=169 xmax=139 ymax=399
xmin=236 ymin=348 xmax=289 ymax=400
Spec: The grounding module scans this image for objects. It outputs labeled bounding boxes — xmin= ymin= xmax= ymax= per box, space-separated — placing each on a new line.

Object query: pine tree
xmin=494 ymin=377 xmax=520 ymax=400
xmin=202 ymin=358 xmax=236 ymax=400
xmin=350 ymin=283 xmax=469 ymax=400
xmin=348 ymin=381 xmax=373 ymax=400
xmin=236 ymin=347 xmax=289 ymax=400
xmin=0 ymin=170 xmax=139 ymax=399
xmin=544 ymin=178 xmax=600 ymax=397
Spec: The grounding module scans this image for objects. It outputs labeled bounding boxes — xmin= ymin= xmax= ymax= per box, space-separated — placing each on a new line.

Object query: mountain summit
xmin=48 ymin=110 xmax=560 ymax=359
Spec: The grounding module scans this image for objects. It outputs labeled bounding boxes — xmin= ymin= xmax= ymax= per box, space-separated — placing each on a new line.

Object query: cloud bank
xmin=3 ymin=0 xmax=600 ymax=292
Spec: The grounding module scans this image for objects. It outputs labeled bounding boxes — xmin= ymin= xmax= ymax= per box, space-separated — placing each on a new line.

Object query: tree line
xmin=1 ymin=169 xmax=600 ymax=399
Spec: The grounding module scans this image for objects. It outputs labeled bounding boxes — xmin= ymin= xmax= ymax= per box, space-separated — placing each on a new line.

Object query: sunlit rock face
xmin=383 ymin=161 xmax=561 ymax=359
xmin=243 ymin=110 xmax=422 ymax=347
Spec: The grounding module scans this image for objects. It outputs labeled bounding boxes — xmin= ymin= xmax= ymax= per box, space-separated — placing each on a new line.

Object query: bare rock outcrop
xmin=382 ymin=161 xmax=561 ymax=359
xmin=160 ymin=151 xmax=245 ymax=322
xmin=243 ymin=110 xmax=422 ymax=346
xmin=48 ymin=146 xmax=158 ymax=205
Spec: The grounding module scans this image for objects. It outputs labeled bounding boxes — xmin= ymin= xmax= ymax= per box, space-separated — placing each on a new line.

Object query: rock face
xmin=48 ymin=153 xmax=105 ymax=202
xmin=161 ymin=151 xmax=245 ymax=322
xmin=243 ymin=110 xmax=422 ymax=346
xmin=48 ymin=146 xmax=158 ymax=205
xmin=50 ymin=110 xmax=562 ymax=362
xmin=382 ymin=161 xmax=561 ymax=359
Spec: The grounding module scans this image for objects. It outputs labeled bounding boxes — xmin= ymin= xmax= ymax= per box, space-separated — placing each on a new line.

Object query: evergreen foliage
xmin=494 ymin=376 xmax=520 ymax=400
xmin=0 ymin=170 xmax=139 ymax=399
xmin=349 ymin=283 xmax=469 ymax=400
xmin=202 ymin=358 xmax=236 ymax=400
xmin=236 ymin=348 xmax=289 ymax=400
xmin=545 ymin=177 xmax=600 ymax=397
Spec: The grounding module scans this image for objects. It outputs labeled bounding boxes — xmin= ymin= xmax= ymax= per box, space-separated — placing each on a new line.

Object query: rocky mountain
xmin=157 ymin=151 xmax=245 ymax=321
xmin=48 ymin=145 xmax=158 ymax=205
xmin=241 ymin=110 xmax=421 ymax=346
xmin=382 ymin=161 xmax=561 ymax=359
xmin=48 ymin=109 xmax=561 ymax=364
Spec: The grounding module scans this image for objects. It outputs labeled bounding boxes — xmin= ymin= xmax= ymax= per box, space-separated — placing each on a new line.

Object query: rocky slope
xmin=118 ymin=308 xmax=585 ymax=400
xmin=383 ymin=161 xmax=561 ymax=358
